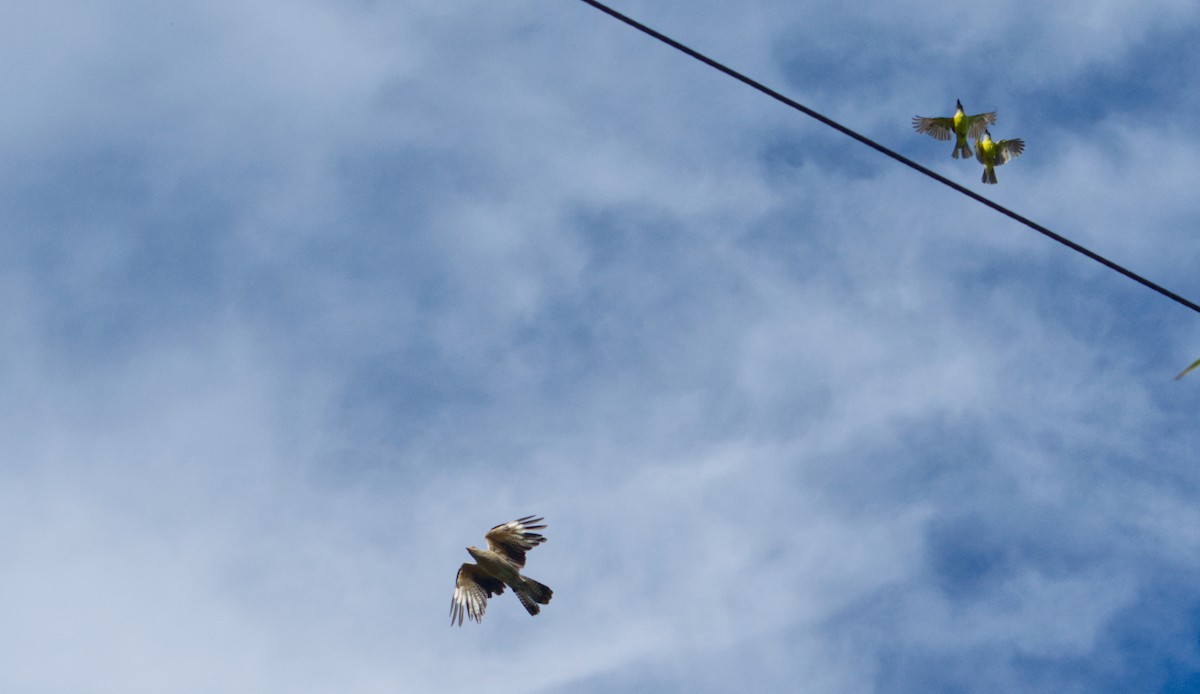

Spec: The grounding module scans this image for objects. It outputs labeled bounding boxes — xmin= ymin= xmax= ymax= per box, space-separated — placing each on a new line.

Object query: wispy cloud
xmin=3 ymin=1 xmax=1200 ymax=692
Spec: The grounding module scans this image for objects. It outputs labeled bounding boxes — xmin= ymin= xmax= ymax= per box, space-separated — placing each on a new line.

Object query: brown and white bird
xmin=450 ymin=516 xmax=553 ymax=626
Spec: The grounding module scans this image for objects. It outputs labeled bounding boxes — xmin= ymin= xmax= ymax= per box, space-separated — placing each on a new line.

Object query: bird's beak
xmin=956 ymin=99 xmax=963 ymax=109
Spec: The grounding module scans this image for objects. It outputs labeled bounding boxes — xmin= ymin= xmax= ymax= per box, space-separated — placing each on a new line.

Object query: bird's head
xmin=955 ymin=99 xmax=964 ymax=111
xmin=982 ymin=129 xmax=992 ymax=141
xmin=466 ymin=546 xmax=483 ymax=560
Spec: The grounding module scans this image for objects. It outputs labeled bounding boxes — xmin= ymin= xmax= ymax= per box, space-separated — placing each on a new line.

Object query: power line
xmin=575 ymin=0 xmax=1200 ymax=316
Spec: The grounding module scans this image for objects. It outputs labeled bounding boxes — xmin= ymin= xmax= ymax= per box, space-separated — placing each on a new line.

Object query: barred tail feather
xmin=515 ymin=577 xmax=554 ymax=616
xmin=527 ymin=578 xmax=553 ymax=604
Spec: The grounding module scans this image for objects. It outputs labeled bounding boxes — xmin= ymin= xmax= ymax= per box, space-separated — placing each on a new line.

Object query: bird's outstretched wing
xmin=1176 ymin=357 xmax=1200 ymax=380
xmin=912 ymin=115 xmax=954 ymax=141
xmin=993 ymin=138 xmax=1025 ymax=165
xmin=451 ymin=563 xmax=506 ymax=626
xmin=965 ymin=111 xmax=998 ymax=139
xmin=484 ymin=515 xmax=547 ymax=569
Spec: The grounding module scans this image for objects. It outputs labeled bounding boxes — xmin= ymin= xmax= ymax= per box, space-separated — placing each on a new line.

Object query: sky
xmin=3 ymin=0 xmax=1200 ymax=691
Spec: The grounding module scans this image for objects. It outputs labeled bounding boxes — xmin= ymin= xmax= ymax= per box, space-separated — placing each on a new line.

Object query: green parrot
xmin=912 ymin=99 xmax=997 ymax=159
xmin=975 ymin=130 xmax=1025 ymax=184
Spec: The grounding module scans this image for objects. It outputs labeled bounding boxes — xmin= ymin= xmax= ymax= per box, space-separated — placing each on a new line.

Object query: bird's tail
xmin=982 ymin=166 xmax=997 ymax=184
xmin=515 ymin=577 xmax=554 ymax=616
xmin=953 ymin=139 xmax=972 ymax=160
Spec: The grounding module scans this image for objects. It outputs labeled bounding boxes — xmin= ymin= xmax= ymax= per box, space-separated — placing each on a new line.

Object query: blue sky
xmin=4 ymin=0 xmax=1200 ymax=691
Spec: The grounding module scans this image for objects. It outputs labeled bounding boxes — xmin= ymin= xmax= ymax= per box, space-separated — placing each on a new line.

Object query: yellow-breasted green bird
xmin=975 ymin=129 xmax=1025 ymax=184
xmin=912 ymin=99 xmax=997 ymax=159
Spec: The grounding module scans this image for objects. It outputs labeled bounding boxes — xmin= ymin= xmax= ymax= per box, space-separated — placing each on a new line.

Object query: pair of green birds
xmin=912 ymin=100 xmax=1024 ymax=184
xmin=913 ymin=102 xmax=1199 ymax=382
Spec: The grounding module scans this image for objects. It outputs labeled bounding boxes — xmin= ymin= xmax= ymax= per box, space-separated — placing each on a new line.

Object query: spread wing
xmin=912 ymin=115 xmax=954 ymax=141
xmin=484 ymin=515 xmax=547 ymax=569
xmin=965 ymin=111 xmax=997 ymax=139
xmin=1176 ymin=357 xmax=1200 ymax=380
xmin=994 ymin=138 xmax=1025 ymax=166
xmin=451 ymin=563 xmax=505 ymax=626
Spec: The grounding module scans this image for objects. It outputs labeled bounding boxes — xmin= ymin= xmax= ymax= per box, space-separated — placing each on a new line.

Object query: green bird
xmin=975 ymin=129 xmax=1025 ymax=184
xmin=912 ymin=99 xmax=997 ymax=159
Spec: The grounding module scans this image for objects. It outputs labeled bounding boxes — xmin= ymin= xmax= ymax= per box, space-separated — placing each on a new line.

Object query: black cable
xmin=575 ymin=0 xmax=1200 ymax=316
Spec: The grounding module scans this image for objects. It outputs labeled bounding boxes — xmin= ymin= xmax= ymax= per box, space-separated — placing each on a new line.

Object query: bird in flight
xmin=451 ymin=516 xmax=554 ymax=626
xmin=912 ymin=99 xmax=997 ymax=159
xmin=975 ymin=129 xmax=1025 ymax=184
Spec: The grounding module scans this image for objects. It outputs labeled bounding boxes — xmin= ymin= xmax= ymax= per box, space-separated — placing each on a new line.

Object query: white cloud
xmin=3 ymin=1 xmax=1200 ymax=692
